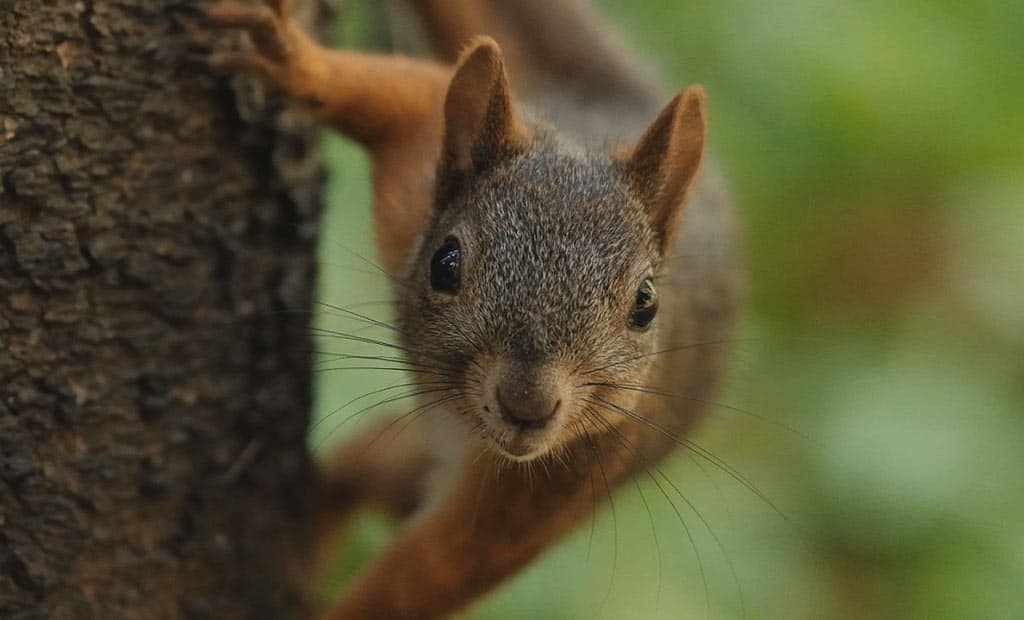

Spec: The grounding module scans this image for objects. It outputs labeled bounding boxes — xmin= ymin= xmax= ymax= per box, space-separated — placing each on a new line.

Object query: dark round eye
xmin=629 ymin=278 xmax=658 ymax=330
xmin=429 ymin=235 xmax=461 ymax=294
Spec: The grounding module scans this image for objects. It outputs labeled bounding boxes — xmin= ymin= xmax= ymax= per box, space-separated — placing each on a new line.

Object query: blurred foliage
xmin=311 ymin=1 xmax=1024 ymax=618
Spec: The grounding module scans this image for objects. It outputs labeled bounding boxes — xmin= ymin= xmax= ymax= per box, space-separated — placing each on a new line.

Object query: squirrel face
xmin=397 ymin=40 xmax=706 ymax=461
xmin=401 ymin=143 xmax=662 ymax=460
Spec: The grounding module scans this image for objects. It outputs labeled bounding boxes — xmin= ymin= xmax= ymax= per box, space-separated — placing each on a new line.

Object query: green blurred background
xmin=310 ymin=1 xmax=1024 ymax=618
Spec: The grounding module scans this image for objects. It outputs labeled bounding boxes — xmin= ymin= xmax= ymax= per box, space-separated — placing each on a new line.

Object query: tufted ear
xmin=439 ymin=37 xmax=528 ymax=194
xmin=619 ymin=85 xmax=706 ymax=254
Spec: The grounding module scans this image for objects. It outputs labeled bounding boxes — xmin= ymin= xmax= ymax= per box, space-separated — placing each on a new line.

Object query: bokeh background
xmin=311 ymin=1 xmax=1024 ymax=618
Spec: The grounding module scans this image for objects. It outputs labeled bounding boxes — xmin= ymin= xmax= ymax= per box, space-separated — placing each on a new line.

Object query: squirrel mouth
xmin=488 ymin=425 xmax=555 ymax=462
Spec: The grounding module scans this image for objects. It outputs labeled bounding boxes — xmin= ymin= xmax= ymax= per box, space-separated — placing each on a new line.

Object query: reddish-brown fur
xmin=211 ymin=0 xmax=452 ymax=273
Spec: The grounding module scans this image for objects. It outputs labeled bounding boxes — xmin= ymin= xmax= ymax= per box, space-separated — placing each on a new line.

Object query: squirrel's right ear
xmin=439 ymin=37 xmax=527 ymax=193
xmin=619 ymin=85 xmax=707 ymax=254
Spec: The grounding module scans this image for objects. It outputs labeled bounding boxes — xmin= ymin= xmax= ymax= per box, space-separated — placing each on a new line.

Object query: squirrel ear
xmin=620 ymin=85 xmax=707 ymax=253
xmin=440 ymin=37 xmax=526 ymax=185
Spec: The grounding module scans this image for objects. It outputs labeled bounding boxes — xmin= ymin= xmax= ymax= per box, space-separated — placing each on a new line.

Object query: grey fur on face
xmin=398 ymin=131 xmax=663 ymax=459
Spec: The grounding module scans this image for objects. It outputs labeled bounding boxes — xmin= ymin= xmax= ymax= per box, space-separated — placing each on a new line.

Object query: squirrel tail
xmin=393 ymin=0 xmax=663 ymax=109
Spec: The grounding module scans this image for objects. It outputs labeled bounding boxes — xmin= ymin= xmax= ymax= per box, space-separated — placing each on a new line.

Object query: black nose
xmin=496 ymin=385 xmax=561 ymax=430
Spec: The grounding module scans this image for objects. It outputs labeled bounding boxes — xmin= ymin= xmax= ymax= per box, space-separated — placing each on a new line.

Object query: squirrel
xmin=210 ymin=0 xmax=740 ymax=617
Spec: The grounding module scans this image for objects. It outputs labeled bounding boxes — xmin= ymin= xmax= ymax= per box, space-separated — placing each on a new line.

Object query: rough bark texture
xmin=1 ymin=1 xmax=327 ymax=617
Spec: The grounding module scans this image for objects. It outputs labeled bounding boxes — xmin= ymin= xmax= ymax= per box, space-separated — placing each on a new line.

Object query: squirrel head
xmin=398 ymin=38 xmax=706 ymax=461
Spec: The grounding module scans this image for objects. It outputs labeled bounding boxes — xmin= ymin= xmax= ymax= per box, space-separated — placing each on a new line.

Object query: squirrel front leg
xmin=317 ymin=416 xmax=435 ymax=522
xmin=209 ymin=0 xmax=451 ymax=145
xmin=209 ymin=0 xmax=453 ymax=273
xmin=323 ymin=435 xmax=632 ymax=620
xmin=313 ymin=415 xmax=438 ymax=583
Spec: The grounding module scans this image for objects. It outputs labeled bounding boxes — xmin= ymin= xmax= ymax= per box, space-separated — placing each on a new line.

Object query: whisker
xmin=313 ymin=381 xmax=421 ymax=433
xmin=634 ymin=456 xmax=664 ymax=609
xmin=584 ymin=409 xmax=710 ymax=617
xmin=468 ymin=454 xmax=492 ymax=539
xmin=581 ymin=381 xmax=811 ymax=441
xmin=315 ymin=301 xmax=402 ymax=335
xmin=313 ymin=365 xmax=455 ymax=378
xmin=579 ymin=423 xmax=601 ymax=562
xmin=587 ymin=395 xmax=792 ymax=528
xmin=654 ymin=466 xmax=747 ymax=620
xmin=591 ymin=410 xmax=747 ymax=618
xmin=327 ymin=392 xmax=463 ymax=455
xmin=313 ymin=386 xmax=460 ymax=450
xmin=320 ymin=239 xmax=412 ymax=291
xmin=312 ymin=351 xmax=459 ymax=375
xmin=209 ymin=299 xmax=395 ymax=320
xmin=591 ymin=425 xmax=619 ymax=617
xmin=582 ymin=338 xmax=745 ymax=376
xmin=311 ymin=326 xmax=465 ymax=369
xmin=311 ymin=381 xmax=458 ymax=436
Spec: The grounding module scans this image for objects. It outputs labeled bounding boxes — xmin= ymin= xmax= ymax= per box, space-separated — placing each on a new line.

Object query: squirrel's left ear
xmin=619 ymin=85 xmax=706 ymax=254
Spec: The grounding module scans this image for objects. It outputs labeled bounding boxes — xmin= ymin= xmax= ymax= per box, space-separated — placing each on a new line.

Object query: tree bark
xmin=1 ymin=1 xmax=325 ymax=617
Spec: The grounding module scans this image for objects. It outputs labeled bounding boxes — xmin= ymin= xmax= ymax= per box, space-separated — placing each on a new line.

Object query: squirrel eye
xmin=429 ymin=236 xmax=461 ymax=294
xmin=629 ymin=278 xmax=658 ymax=330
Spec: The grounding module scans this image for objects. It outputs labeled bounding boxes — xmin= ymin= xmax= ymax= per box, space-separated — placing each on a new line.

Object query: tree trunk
xmin=1 ymin=1 xmax=326 ymax=617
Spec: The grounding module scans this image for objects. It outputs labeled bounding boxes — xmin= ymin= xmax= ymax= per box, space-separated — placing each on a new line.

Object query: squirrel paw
xmin=207 ymin=0 xmax=303 ymax=83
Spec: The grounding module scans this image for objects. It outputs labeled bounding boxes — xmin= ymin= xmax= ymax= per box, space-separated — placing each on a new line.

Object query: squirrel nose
xmin=496 ymin=384 xmax=562 ymax=430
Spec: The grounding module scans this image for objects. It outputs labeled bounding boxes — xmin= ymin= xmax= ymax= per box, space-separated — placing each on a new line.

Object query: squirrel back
xmin=394 ymin=0 xmax=666 ymax=137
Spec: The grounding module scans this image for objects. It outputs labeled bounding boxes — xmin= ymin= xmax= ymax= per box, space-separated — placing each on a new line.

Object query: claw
xmin=208 ymin=1 xmax=289 ymax=61
xmin=208 ymin=1 xmax=274 ymax=25
xmin=265 ymin=0 xmax=290 ymax=17
xmin=209 ymin=51 xmax=280 ymax=80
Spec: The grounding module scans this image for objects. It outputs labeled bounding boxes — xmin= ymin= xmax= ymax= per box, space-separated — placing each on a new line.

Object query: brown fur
xmin=211 ymin=1 xmax=741 ymax=617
